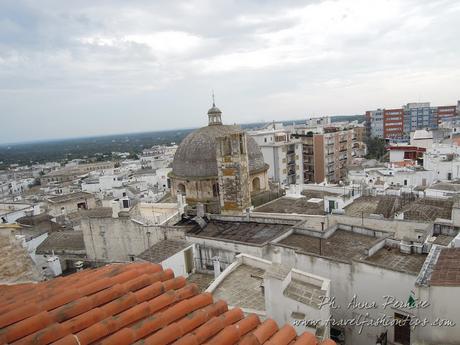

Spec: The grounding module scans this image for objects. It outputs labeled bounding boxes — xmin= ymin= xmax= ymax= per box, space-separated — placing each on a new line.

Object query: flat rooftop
xmin=301 ymin=190 xmax=342 ymax=197
xmin=212 ymin=264 xmax=265 ymax=311
xmin=344 ymin=195 xmax=453 ymax=221
xmin=47 ymin=192 xmax=94 ymax=204
xmin=254 ymin=196 xmax=325 ymax=215
xmin=137 ymin=239 xmax=190 ymax=263
xmin=344 ymin=196 xmax=398 ymax=218
xmin=83 ymin=207 xmax=113 ymax=218
xmin=432 ymin=234 xmax=455 ymax=246
xmin=278 ymin=230 xmax=377 ymax=262
xmin=401 ymin=198 xmax=453 ymax=222
xmin=188 ymin=220 xmax=292 ymax=244
xmin=284 ymin=279 xmax=326 ymax=309
xmin=364 ymin=246 xmax=427 ymax=275
xmin=430 ymin=248 xmax=460 ymax=286
xmin=36 ymin=231 xmax=85 ymax=255
xmin=186 ymin=272 xmax=214 ymax=292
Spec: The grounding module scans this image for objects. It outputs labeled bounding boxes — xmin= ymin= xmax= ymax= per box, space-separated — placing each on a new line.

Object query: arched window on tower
xmin=212 ymin=183 xmax=220 ymax=197
xmin=222 ymin=137 xmax=232 ymax=156
xmin=252 ymin=177 xmax=261 ymax=192
xmin=177 ymin=183 xmax=186 ymax=196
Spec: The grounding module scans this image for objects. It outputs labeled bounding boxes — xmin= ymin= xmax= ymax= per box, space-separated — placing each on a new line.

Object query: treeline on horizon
xmin=0 ymin=115 xmax=364 ymax=168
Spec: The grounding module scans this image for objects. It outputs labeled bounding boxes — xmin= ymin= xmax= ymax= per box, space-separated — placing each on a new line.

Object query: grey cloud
xmin=0 ymin=0 xmax=459 ymax=143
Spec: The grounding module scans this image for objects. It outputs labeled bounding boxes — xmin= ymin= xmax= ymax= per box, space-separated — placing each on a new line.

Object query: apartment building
xmin=367 ymin=101 xmax=459 ymax=139
xmin=250 ymin=121 xmax=360 ymax=185
xmin=249 ymin=123 xmax=303 ymax=185
xmin=437 ymin=105 xmax=457 ymax=124
xmin=366 ymin=109 xmax=384 ymax=138
xmin=353 ymin=124 xmax=366 ymax=142
xmin=383 ymin=108 xmax=404 ymax=139
xmin=403 ymin=102 xmax=436 ymax=133
xmin=294 ymin=127 xmax=356 ymax=184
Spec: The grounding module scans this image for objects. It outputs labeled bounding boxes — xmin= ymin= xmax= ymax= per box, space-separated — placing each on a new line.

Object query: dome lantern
xmin=207 ymin=105 xmax=222 ymax=126
xmin=207 ymin=91 xmax=222 ymax=126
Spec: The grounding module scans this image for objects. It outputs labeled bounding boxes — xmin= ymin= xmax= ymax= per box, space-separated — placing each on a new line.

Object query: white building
xmin=306 ymin=116 xmax=331 ymax=127
xmin=0 ymin=202 xmax=41 ymax=223
xmin=248 ymin=123 xmax=303 ymax=185
xmin=207 ymin=253 xmax=331 ymax=340
xmin=140 ymin=145 xmax=177 ymax=169
xmin=369 ymin=109 xmax=384 ymax=138
xmin=46 ymin=192 xmax=97 ymax=217
xmin=413 ymin=247 xmax=460 ymax=344
xmin=423 ymin=144 xmax=460 ymax=181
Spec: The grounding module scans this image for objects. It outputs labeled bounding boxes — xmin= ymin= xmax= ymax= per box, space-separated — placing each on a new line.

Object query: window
xmin=222 ymin=137 xmax=231 ymax=155
xmin=404 ymin=180 xmax=407 ymax=186
xmin=239 ymin=134 xmax=245 ymax=154
xmin=394 ymin=313 xmax=411 ymax=345
xmin=177 ymin=183 xmax=186 ymax=195
xmin=212 ymin=183 xmax=219 ymax=197
xmin=252 ymin=177 xmax=261 ymax=191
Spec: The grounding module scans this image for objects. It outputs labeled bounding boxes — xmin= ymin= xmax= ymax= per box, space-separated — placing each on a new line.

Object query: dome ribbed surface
xmin=172 ymin=124 xmax=266 ymax=178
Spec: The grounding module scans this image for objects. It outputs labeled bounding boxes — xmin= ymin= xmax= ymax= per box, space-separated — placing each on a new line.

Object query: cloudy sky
xmin=1 ymin=0 xmax=459 ymax=144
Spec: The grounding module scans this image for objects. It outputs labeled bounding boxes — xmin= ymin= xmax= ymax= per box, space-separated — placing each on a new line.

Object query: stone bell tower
xmin=216 ymin=131 xmax=251 ymax=214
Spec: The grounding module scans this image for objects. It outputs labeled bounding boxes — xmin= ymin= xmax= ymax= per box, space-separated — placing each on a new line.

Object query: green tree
xmin=365 ymin=137 xmax=387 ymax=160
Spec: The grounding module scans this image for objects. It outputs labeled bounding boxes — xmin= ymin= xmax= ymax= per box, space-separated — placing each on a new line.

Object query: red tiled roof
xmin=0 ymin=263 xmax=335 ymax=345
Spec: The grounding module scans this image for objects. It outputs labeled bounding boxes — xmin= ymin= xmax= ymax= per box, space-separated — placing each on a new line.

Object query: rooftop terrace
xmin=278 ymin=230 xmax=377 ymax=262
xmin=401 ymin=198 xmax=453 ymax=221
xmin=47 ymin=192 xmax=94 ymax=204
xmin=254 ymin=196 xmax=325 ymax=215
xmin=188 ymin=220 xmax=292 ymax=244
xmin=344 ymin=195 xmax=398 ymax=218
xmin=344 ymin=195 xmax=453 ymax=221
xmin=363 ymin=246 xmax=427 ymax=275
xmin=430 ymin=248 xmax=460 ymax=286
xmin=212 ymin=264 xmax=266 ymax=311
xmin=186 ymin=272 xmax=214 ymax=292
xmin=137 ymin=239 xmax=191 ymax=263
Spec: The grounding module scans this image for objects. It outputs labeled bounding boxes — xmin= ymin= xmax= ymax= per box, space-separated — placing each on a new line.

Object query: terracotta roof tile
xmin=0 ymin=263 xmax=335 ymax=345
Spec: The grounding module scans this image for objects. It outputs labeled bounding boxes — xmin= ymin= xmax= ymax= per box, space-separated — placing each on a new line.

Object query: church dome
xmin=171 ymin=107 xmax=267 ymax=179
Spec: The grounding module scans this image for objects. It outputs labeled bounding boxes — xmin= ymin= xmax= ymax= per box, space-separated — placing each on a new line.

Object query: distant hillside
xmin=331 ymin=114 xmax=365 ymax=123
xmin=0 ymin=114 xmax=365 ymax=167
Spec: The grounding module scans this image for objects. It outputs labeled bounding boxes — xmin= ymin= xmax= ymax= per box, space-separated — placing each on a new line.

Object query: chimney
xmin=212 ymin=256 xmax=221 ymax=280
xmin=111 ymin=201 xmax=120 ymax=218
xmin=196 ymin=203 xmax=205 ymax=218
